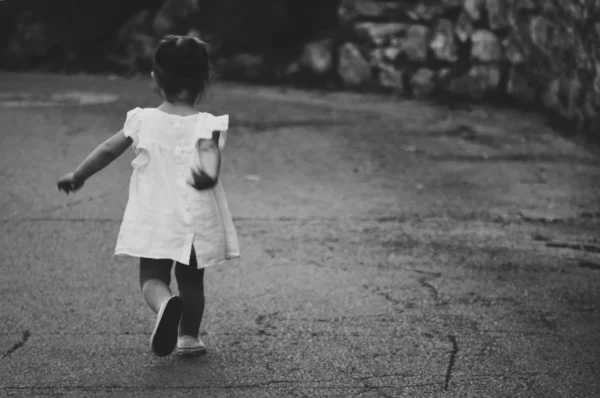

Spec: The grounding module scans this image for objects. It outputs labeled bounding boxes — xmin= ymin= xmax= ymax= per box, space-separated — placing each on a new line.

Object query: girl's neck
xmin=158 ymin=101 xmax=198 ymax=116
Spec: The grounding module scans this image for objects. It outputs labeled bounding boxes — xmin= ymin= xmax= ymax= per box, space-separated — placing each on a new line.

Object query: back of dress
xmin=115 ymin=108 xmax=240 ymax=267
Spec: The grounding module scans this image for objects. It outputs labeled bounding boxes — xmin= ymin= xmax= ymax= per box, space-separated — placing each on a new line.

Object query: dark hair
xmin=153 ymin=35 xmax=213 ymax=104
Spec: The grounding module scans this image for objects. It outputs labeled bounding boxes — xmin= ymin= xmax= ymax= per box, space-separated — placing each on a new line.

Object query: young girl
xmin=57 ymin=35 xmax=240 ymax=357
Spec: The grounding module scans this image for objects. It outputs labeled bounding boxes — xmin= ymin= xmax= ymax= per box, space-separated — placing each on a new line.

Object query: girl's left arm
xmin=57 ymin=130 xmax=132 ymax=193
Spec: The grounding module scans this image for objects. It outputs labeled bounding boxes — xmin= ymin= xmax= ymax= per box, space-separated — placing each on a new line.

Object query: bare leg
xmin=140 ymin=257 xmax=184 ymax=356
xmin=175 ymin=247 xmax=205 ymax=337
xmin=139 ymin=258 xmax=173 ymax=314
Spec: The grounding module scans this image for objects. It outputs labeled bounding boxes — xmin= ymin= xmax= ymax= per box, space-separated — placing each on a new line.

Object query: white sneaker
xmin=176 ymin=335 xmax=206 ymax=356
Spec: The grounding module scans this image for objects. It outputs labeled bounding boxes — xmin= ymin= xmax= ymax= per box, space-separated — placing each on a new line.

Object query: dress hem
xmin=114 ymin=251 xmax=240 ymax=269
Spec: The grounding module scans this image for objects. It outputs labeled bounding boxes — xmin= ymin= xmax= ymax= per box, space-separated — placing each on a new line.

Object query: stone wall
xmin=2 ymin=0 xmax=599 ymax=137
xmin=308 ymin=0 xmax=600 ymax=136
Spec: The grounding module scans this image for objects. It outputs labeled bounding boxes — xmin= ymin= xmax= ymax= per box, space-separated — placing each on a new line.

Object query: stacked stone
xmin=329 ymin=0 xmax=600 ymax=134
xmin=336 ymin=0 xmax=518 ymax=99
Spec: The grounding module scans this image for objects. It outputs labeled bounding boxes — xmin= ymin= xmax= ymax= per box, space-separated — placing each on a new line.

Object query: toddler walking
xmin=57 ymin=35 xmax=240 ymax=357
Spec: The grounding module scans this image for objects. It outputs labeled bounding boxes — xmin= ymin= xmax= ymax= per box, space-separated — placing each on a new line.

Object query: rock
xmin=562 ymin=77 xmax=583 ymax=120
xmin=370 ymin=47 xmax=385 ymax=67
xmin=283 ymin=61 xmax=302 ymax=77
xmin=477 ymin=64 xmax=502 ymax=91
xmin=410 ymin=68 xmax=436 ymax=98
xmin=383 ymin=46 xmax=402 ymax=62
xmin=541 ymin=78 xmax=561 ymax=112
xmin=398 ymin=25 xmax=430 ymax=63
xmin=471 ymin=30 xmax=503 ymax=62
xmin=528 ymin=16 xmax=551 ymax=48
xmin=540 ymin=77 xmax=586 ymax=123
xmin=338 ymin=42 xmax=372 ymax=87
xmin=378 ymin=63 xmax=404 ymax=91
xmin=464 ymin=0 xmax=485 ymax=22
xmin=486 ymin=0 xmax=509 ymax=30
xmin=406 ymin=0 xmax=462 ymax=22
xmin=354 ymin=22 xmax=409 ymax=46
xmin=371 ymin=46 xmax=401 ymax=65
xmin=407 ymin=3 xmax=440 ymax=22
xmin=430 ymin=19 xmax=458 ymax=63
xmin=573 ymin=108 xmax=587 ymax=134
xmin=435 ymin=67 xmax=455 ymax=90
xmin=513 ymin=0 xmax=538 ymax=11
xmin=583 ymin=89 xmax=600 ymax=133
xmin=502 ymin=34 xmax=524 ymax=64
xmin=455 ymin=12 xmax=473 ymax=42
xmin=339 ymin=0 xmax=406 ymax=23
xmin=590 ymin=63 xmax=600 ymax=112
xmin=506 ymin=69 xmax=537 ymax=103
xmin=447 ymin=65 xmax=501 ymax=99
xmin=300 ymin=39 xmax=333 ymax=75
xmin=437 ymin=67 xmax=453 ymax=81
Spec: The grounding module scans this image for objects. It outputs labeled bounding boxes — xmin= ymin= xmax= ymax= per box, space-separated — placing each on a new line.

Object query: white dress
xmin=114 ymin=107 xmax=240 ymax=267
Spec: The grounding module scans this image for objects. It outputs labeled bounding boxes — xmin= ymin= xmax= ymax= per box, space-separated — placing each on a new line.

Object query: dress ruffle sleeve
xmin=212 ymin=115 xmax=229 ymax=150
xmin=123 ymin=107 xmax=143 ymax=145
xmin=196 ymin=114 xmax=229 ymax=150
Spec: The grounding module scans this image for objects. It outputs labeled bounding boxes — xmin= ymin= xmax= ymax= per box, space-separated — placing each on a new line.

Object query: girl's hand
xmin=57 ymin=172 xmax=84 ymax=194
xmin=188 ymin=131 xmax=221 ymax=191
xmin=189 ymin=167 xmax=218 ymax=190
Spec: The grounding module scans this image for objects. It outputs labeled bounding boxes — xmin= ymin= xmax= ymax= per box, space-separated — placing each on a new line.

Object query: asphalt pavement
xmin=1 ymin=72 xmax=599 ymax=397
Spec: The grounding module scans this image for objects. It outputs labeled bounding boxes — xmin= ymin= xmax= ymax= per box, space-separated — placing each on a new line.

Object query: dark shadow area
xmin=233 ymin=119 xmax=353 ymax=132
xmin=0 ymin=0 xmax=340 ymax=75
xmin=546 ymin=243 xmax=600 ymax=254
xmin=579 ymin=260 xmax=600 ymax=270
xmin=428 ymin=153 xmax=600 ymax=165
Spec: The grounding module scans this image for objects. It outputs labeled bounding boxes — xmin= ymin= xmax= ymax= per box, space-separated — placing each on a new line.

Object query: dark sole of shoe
xmin=175 ymin=347 xmax=207 ymax=357
xmin=151 ymin=297 xmax=184 ymax=357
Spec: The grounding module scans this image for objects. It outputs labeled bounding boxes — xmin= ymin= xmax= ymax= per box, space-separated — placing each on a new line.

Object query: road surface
xmin=1 ymin=72 xmax=599 ymax=397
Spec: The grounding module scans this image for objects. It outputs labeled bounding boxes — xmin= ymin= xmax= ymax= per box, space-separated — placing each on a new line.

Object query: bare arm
xmin=58 ymin=130 xmax=132 ymax=193
xmin=73 ymin=129 xmax=132 ymax=182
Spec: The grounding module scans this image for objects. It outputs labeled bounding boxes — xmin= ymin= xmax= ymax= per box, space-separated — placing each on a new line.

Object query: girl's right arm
xmin=57 ymin=130 xmax=132 ymax=194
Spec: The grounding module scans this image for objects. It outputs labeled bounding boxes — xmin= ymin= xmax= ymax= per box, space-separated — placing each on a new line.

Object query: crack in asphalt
xmin=322 ymin=368 xmax=440 ymax=396
xmin=370 ymin=387 xmax=398 ymax=398
xmin=410 ymin=269 xmax=442 ymax=277
xmin=2 ymin=330 xmax=31 ymax=359
xmin=418 ymin=278 xmax=439 ymax=302
xmin=357 ymin=373 xmax=409 ymax=381
xmin=454 ymin=371 xmax=543 ymax=380
xmin=443 ymin=335 xmax=459 ymax=391
xmin=546 ymin=242 xmax=600 ymax=254
xmin=378 ymin=291 xmax=401 ymax=305
xmin=352 ymin=381 xmax=445 ymax=397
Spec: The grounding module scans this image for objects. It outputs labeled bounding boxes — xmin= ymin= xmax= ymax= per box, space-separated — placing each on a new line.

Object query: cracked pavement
xmin=1 ymin=72 xmax=600 ymax=397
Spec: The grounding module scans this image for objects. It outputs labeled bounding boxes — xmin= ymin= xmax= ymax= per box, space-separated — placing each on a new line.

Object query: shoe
xmin=150 ymin=296 xmax=184 ymax=357
xmin=176 ymin=335 xmax=207 ymax=356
